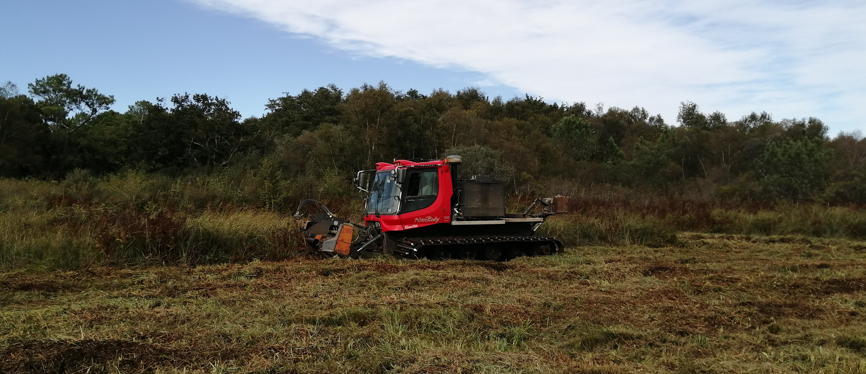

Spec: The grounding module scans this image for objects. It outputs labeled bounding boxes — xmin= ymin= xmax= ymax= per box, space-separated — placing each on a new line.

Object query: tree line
xmin=2 ymin=74 xmax=864 ymax=205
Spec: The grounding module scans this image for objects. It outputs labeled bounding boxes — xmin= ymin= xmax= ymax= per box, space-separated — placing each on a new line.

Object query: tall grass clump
xmin=0 ymin=211 xmax=101 ymax=270
xmin=0 ymin=170 xmax=311 ymax=270
xmin=711 ymin=204 xmax=866 ymax=239
xmin=1 ymin=178 xmax=101 ymax=270
xmin=538 ymin=213 xmax=678 ymax=247
xmin=49 ymin=206 xmax=305 ymax=267
xmin=1 ymin=205 xmax=306 ymax=270
xmin=180 ymin=210 xmax=303 ymax=263
xmin=0 ymin=178 xmax=57 ymax=212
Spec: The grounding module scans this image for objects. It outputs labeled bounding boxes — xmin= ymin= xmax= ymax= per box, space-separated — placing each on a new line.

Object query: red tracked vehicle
xmin=294 ymin=155 xmax=567 ymax=260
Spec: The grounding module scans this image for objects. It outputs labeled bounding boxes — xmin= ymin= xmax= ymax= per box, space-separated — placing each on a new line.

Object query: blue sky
xmin=2 ymin=1 xmax=520 ymax=117
xmin=3 ymin=0 xmax=864 ymax=136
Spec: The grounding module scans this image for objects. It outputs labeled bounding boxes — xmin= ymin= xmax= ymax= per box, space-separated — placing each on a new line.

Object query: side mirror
xmin=394 ymin=168 xmax=407 ymax=184
xmin=355 ymin=170 xmax=375 ymax=192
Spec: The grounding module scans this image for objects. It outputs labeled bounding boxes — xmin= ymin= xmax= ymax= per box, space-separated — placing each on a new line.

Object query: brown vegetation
xmin=3 ymin=234 xmax=865 ymax=373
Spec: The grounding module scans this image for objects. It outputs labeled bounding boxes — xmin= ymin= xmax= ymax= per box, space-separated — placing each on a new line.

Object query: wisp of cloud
xmin=189 ymin=0 xmax=865 ymax=133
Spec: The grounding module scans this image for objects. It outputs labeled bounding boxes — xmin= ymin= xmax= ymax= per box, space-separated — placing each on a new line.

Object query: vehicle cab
xmin=356 ymin=156 xmax=462 ymax=232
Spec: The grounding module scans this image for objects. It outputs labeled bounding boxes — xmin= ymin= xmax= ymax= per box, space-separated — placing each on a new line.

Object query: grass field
xmin=2 ymin=233 xmax=865 ymax=373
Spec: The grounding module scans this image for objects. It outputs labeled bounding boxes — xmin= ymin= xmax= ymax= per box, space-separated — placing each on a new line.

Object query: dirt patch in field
xmin=700 ymin=274 xmax=742 ymax=285
xmin=0 ymin=338 xmax=250 ymax=373
xmin=752 ymin=236 xmax=814 ymax=245
xmin=775 ymin=263 xmax=835 ymax=273
xmin=635 ymin=288 xmax=742 ymax=334
xmin=531 ymin=268 xmax=592 ymax=281
xmin=0 ymin=279 xmax=81 ymax=293
xmin=313 ymin=261 xmax=443 ymax=277
xmin=640 ymin=263 xmax=699 ymax=279
xmin=572 ymin=293 xmax=644 ymax=326
xmin=788 ymin=277 xmax=866 ymax=296
xmin=386 ymin=260 xmax=515 ymax=273
xmin=313 ymin=260 xmax=514 ymax=278
xmin=467 ymin=302 xmax=541 ymax=325
xmin=0 ymin=339 xmax=184 ymax=373
xmin=738 ymin=301 xmax=823 ymax=320
xmin=466 ymin=262 xmax=515 ymax=272
xmin=821 ymin=278 xmax=866 ymax=294
xmin=366 ymin=262 xmax=406 ymax=274
xmin=158 ymin=280 xmax=283 ymax=298
xmin=132 ymin=331 xmax=187 ymax=345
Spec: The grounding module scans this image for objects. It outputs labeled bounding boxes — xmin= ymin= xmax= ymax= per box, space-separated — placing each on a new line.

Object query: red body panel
xmin=364 ymin=159 xmax=454 ymax=233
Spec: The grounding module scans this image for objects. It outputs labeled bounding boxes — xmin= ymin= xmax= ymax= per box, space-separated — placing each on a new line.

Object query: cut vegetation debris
xmin=2 ymin=234 xmax=866 ymax=373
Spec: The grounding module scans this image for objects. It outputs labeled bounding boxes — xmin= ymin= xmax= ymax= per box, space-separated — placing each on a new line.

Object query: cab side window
xmin=402 ymin=169 xmax=438 ymax=213
xmin=406 ymin=170 xmax=438 ymax=196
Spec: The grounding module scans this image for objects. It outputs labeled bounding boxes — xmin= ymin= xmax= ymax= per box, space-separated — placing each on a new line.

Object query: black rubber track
xmin=393 ymin=235 xmax=563 ymax=260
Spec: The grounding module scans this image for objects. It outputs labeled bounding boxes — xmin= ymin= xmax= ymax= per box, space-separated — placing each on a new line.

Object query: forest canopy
xmin=2 ymin=74 xmax=864 ymax=205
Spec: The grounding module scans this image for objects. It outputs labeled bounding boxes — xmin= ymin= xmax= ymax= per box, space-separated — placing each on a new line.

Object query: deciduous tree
xmin=757 ymin=138 xmax=833 ymax=201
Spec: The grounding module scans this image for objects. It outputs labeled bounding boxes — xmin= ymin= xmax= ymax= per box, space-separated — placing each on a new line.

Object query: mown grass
xmin=2 ymin=234 xmax=866 ymax=373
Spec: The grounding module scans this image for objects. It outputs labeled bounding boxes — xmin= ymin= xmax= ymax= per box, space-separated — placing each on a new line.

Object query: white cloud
xmin=189 ymin=0 xmax=865 ymax=132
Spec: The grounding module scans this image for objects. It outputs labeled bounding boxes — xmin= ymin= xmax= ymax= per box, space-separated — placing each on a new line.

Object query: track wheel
xmin=534 ymin=243 xmax=554 ymax=256
xmin=427 ymin=247 xmax=451 ymax=261
xmin=453 ymin=246 xmax=477 ymax=260
xmin=504 ymin=246 xmax=522 ymax=260
xmin=484 ymin=244 xmax=503 ymax=261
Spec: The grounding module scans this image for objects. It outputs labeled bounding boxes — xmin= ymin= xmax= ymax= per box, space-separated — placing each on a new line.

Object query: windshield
xmin=365 ymin=171 xmax=401 ymax=215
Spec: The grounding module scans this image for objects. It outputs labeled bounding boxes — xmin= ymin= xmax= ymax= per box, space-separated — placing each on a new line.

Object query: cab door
xmin=401 ymin=168 xmax=439 ymax=214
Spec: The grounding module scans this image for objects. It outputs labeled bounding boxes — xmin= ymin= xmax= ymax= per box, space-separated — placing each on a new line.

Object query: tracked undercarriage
xmin=393 ymin=236 xmax=563 ymax=260
xmin=296 ymin=206 xmax=564 ymax=260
